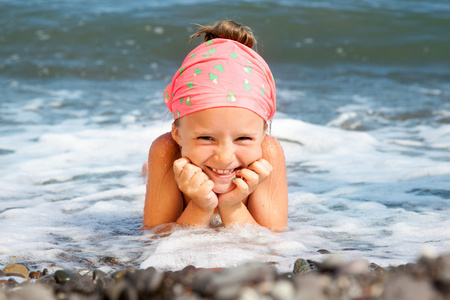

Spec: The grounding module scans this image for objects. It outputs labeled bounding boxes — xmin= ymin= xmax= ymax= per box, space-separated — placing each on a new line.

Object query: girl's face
xmin=172 ymin=107 xmax=266 ymax=194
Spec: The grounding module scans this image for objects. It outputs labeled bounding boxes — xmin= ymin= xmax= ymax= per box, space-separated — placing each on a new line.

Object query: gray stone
xmin=293 ymin=258 xmax=310 ymax=274
xmin=54 ymin=269 xmax=80 ymax=284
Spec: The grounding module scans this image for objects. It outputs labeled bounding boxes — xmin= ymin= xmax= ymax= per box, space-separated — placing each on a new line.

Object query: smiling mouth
xmin=209 ymin=167 xmax=240 ymax=175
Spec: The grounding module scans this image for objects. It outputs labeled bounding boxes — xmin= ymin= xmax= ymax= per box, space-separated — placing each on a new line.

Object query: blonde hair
xmin=190 ymin=20 xmax=256 ymax=49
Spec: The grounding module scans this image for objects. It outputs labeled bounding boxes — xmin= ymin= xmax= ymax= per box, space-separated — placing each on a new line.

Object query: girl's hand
xmin=218 ymin=158 xmax=273 ymax=209
xmin=173 ymin=157 xmax=218 ymax=212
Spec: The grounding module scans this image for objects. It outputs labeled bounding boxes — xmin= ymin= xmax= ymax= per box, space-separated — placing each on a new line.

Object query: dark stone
xmin=369 ymin=262 xmax=385 ymax=273
xmin=7 ymin=278 xmax=18 ymax=287
xmin=54 ymin=269 xmax=81 ymax=284
xmin=100 ymin=256 xmax=118 ymax=264
xmin=38 ymin=274 xmax=57 ymax=284
xmin=123 ymin=267 xmax=164 ymax=297
xmin=194 ymin=262 xmax=276 ymax=298
xmin=106 ymin=280 xmax=138 ymax=300
xmin=317 ymin=249 xmax=331 ymax=254
xmin=94 ymin=269 xmax=115 ymax=290
xmin=112 ymin=268 xmax=135 ymax=280
xmin=307 ymin=259 xmax=322 ymax=271
xmin=6 ymin=272 xmax=25 ymax=278
xmin=293 ymin=258 xmax=310 ymax=274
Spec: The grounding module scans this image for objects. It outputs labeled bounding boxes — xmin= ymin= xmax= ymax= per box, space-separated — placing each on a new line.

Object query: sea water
xmin=1 ymin=0 xmax=449 ymax=274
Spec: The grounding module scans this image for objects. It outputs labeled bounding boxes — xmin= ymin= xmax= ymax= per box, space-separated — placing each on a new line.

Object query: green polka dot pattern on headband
xmin=203 ymin=48 xmax=216 ymax=58
xmin=214 ymin=64 xmax=224 ymax=72
xmin=227 ymin=91 xmax=236 ymax=102
xmin=209 ymin=73 xmax=219 ymax=83
xmin=164 ymin=91 xmax=169 ymax=103
xmin=180 ymin=96 xmax=192 ymax=106
xmin=244 ymin=79 xmax=251 ymax=91
xmin=165 ymin=38 xmax=276 ymax=121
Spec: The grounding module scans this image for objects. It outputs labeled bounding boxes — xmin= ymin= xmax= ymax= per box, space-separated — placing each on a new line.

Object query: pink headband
xmin=164 ymin=38 xmax=276 ymax=121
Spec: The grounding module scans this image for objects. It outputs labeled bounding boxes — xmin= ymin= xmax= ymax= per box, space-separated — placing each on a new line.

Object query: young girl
xmin=143 ymin=21 xmax=288 ymax=231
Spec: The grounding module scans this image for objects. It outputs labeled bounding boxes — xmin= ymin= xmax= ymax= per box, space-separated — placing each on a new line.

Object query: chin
xmin=212 ymin=183 xmax=234 ymax=194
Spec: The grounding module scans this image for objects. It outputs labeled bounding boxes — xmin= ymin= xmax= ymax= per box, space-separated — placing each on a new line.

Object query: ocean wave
xmin=1 ymin=0 xmax=449 ymax=80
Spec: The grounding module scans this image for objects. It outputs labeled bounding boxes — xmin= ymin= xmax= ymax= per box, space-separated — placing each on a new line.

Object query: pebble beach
xmin=1 ymin=252 xmax=450 ymax=300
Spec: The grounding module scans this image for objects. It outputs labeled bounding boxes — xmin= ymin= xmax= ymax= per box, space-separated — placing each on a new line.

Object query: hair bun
xmin=190 ymin=20 xmax=256 ymax=49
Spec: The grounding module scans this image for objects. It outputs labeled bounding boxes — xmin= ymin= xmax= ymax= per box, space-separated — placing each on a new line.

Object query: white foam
xmin=1 ymin=114 xmax=449 ymax=273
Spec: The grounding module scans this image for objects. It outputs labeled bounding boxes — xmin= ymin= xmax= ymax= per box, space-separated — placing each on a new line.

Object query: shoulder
xmin=149 ymin=132 xmax=180 ymax=161
xmin=262 ymin=135 xmax=285 ymax=162
xmin=262 ymin=135 xmax=282 ymax=147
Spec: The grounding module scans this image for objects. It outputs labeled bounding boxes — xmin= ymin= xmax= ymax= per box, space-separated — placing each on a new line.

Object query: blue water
xmin=1 ymin=0 xmax=449 ymax=273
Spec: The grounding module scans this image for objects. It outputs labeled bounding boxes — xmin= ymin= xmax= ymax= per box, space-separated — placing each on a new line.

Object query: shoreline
xmin=1 ymin=253 xmax=449 ymax=300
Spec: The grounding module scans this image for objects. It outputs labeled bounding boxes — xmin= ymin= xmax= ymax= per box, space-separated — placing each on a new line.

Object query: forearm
xmin=218 ymin=202 xmax=258 ymax=226
xmin=176 ymin=201 xmax=214 ymax=226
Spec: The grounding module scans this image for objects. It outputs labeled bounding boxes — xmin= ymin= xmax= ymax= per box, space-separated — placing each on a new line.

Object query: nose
xmin=215 ymin=142 xmax=235 ymax=165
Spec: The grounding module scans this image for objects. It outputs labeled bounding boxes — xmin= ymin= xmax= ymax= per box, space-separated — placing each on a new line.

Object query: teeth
xmin=211 ymin=168 xmax=234 ymax=175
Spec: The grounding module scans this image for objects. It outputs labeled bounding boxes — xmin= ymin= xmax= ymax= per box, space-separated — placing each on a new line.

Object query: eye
xmin=198 ymin=136 xmax=214 ymax=141
xmin=236 ymin=136 xmax=253 ymax=141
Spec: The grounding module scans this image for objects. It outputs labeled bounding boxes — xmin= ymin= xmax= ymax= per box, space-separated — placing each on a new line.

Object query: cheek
xmin=240 ymin=145 xmax=263 ymax=162
xmin=180 ymin=145 xmax=204 ymax=164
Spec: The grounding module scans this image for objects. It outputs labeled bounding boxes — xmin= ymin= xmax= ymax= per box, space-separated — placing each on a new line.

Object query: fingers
xmin=247 ymin=159 xmax=273 ymax=180
xmin=231 ymin=159 xmax=273 ymax=195
xmin=173 ymin=157 xmax=216 ymax=203
xmin=173 ymin=157 xmax=190 ymax=177
xmin=174 ymin=158 xmax=202 ymax=185
xmin=237 ymin=159 xmax=272 ymax=184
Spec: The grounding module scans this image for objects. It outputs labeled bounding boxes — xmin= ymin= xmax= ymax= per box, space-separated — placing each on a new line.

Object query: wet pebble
xmin=29 ymin=271 xmax=42 ymax=279
xmin=293 ymin=258 xmax=310 ymax=274
xmin=369 ymin=262 xmax=385 ymax=273
xmin=2 ymin=253 xmax=450 ymax=300
xmin=112 ymin=268 xmax=135 ymax=280
xmin=3 ymin=264 xmax=29 ymax=279
xmin=317 ymin=249 xmax=331 ymax=254
xmin=54 ymin=269 xmax=81 ymax=284
xmin=100 ymin=256 xmax=118 ymax=264
xmin=203 ymin=262 xmax=276 ymax=298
